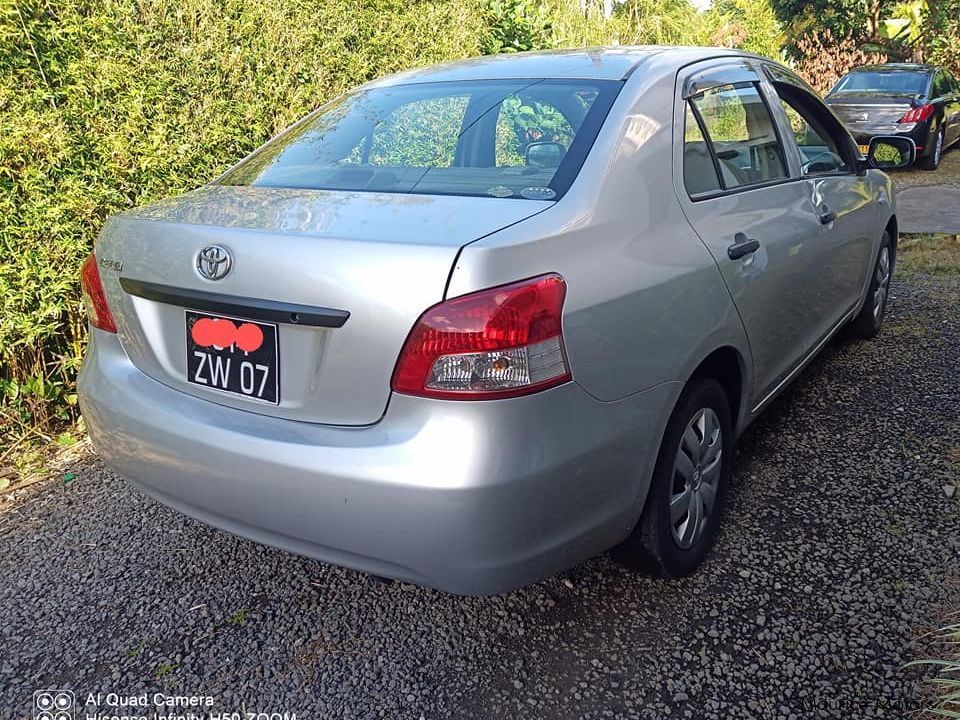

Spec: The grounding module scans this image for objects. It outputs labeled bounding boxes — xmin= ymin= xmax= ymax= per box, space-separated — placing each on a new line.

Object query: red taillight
xmin=899 ymin=104 xmax=935 ymax=123
xmin=392 ymin=274 xmax=571 ymax=400
xmin=80 ymin=252 xmax=117 ymax=333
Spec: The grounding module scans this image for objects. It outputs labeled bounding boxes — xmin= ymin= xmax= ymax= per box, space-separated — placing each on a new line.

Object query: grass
xmin=153 ymin=660 xmax=179 ymax=688
xmin=910 ymin=617 xmax=960 ymax=718
xmin=125 ymin=641 xmax=147 ymax=659
xmin=898 ymin=234 xmax=960 ymax=276
xmin=886 ymin=315 xmax=936 ymax=339
xmin=0 ymin=425 xmax=89 ymax=495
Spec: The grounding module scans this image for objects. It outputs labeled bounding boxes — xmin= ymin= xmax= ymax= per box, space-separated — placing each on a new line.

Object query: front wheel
xmin=850 ymin=231 xmax=893 ymax=339
xmin=613 ymin=378 xmax=732 ymax=577
xmin=920 ymin=125 xmax=944 ymax=170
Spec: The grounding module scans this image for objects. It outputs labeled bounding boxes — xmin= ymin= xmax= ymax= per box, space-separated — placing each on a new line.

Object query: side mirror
xmin=865 ymin=136 xmax=916 ymax=170
xmin=525 ymin=141 xmax=565 ymax=168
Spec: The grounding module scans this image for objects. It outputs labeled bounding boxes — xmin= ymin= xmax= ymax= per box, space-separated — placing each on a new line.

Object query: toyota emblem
xmin=196 ymin=245 xmax=232 ymax=281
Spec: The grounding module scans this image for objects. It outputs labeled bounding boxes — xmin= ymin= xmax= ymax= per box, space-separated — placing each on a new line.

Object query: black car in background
xmin=825 ymin=63 xmax=960 ymax=170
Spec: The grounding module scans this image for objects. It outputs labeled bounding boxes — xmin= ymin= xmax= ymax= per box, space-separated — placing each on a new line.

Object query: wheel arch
xmin=845 ymin=214 xmax=897 ymax=333
xmin=885 ymin=214 xmax=898 ymax=265
xmin=687 ymin=345 xmax=749 ymax=434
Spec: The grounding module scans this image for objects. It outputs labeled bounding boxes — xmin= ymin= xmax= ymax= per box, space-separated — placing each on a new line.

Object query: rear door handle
xmin=819 ymin=209 xmax=837 ymax=225
xmin=727 ymin=232 xmax=760 ymax=260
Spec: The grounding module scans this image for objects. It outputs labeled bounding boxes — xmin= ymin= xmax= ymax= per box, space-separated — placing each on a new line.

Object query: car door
xmin=931 ymin=71 xmax=952 ymax=146
xmin=762 ymin=69 xmax=878 ymax=347
xmin=674 ymin=60 xmax=824 ymax=402
xmin=940 ymin=69 xmax=960 ymax=146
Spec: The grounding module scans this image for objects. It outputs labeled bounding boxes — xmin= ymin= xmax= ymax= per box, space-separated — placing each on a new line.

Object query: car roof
xmin=366 ymin=46 xmax=754 ymax=87
xmin=847 ymin=63 xmax=936 ymax=74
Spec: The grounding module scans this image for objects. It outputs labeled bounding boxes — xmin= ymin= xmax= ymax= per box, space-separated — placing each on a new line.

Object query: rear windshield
xmin=831 ymin=70 xmax=929 ymax=95
xmin=218 ymin=79 xmax=620 ymax=200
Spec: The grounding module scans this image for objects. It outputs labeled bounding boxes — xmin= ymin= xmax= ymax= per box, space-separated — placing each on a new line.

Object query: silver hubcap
xmin=670 ymin=408 xmax=722 ymax=549
xmin=873 ymin=245 xmax=890 ymax=321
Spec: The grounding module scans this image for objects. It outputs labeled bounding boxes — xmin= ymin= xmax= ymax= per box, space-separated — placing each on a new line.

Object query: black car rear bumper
xmin=848 ymin=123 xmax=935 ymax=157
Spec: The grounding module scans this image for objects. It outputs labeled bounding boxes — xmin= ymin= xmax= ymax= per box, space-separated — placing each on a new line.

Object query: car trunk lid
xmin=827 ymin=92 xmax=922 ymax=125
xmin=95 ymin=186 xmax=551 ymax=425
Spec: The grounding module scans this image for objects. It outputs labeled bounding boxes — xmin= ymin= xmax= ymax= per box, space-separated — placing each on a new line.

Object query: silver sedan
xmin=78 ymin=47 xmax=911 ymax=595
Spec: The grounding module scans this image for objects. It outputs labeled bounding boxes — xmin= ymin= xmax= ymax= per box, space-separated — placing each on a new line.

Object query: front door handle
xmin=727 ymin=232 xmax=760 ymax=260
xmin=819 ymin=209 xmax=837 ymax=225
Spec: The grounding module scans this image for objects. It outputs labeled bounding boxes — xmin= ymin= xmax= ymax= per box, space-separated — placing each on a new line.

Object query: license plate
xmin=858 ymin=144 xmax=870 ymax=155
xmin=185 ymin=311 xmax=279 ymax=404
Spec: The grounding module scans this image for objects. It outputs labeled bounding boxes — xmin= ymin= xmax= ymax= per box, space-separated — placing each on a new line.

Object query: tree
xmin=770 ymin=0 xmax=899 ymax=54
xmin=923 ymin=0 xmax=960 ymax=70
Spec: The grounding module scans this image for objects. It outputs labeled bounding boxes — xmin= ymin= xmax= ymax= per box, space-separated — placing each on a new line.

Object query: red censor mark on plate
xmin=191 ymin=317 xmax=264 ymax=352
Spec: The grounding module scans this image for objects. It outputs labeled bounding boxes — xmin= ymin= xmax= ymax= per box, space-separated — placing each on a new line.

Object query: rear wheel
xmin=920 ymin=125 xmax=944 ymax=170
xmin=850 ymin=231 xmax=893 ymax=339
xmin=613 ymin=378 xmax=732 ymax=577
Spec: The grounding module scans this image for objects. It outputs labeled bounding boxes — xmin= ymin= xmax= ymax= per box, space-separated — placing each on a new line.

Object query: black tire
xmin=850 ymin=231 xmax=893 ymax=339
xmin=920 ymin=125 xmax=944 ymax=170
xmin=613 ymin=378 xmax=733 ymax=577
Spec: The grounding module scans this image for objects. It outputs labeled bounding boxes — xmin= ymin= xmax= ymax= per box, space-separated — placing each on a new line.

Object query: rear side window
xmin=683 ymin=82 xmax=788 ymax=195
xmin=218 ymin=79 xmax=620 ymax=200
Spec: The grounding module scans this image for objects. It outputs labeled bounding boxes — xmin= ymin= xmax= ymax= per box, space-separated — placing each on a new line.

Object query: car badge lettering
xmin=196 ymin=245 xmax=232 ymax=281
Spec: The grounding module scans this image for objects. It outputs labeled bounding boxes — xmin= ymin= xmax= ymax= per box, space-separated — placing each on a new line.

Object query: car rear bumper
xmin=78 ymin=329 xmax=677 ymax=595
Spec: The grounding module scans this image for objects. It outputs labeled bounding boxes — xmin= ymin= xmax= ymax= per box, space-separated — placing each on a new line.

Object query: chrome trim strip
xmin=120 ymin=278 xmax=350 ymax=328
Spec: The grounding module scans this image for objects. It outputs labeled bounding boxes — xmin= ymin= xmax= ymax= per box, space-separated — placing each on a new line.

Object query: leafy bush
xmin=482 ymin=0 xmax=553 ymax=53
xmin=0 ymin=0 xmax=483 ymax=436
xmin=793 ymin=29 xmax=888 ymax=92
xmin=706 ymin=0 xmax=783 ymax=59
xmin=615 ymin=0 xmax=706 ymax=45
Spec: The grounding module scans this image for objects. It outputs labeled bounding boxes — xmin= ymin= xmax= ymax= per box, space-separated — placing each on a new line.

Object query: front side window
xmin=775 ymin=84 xmax=851 ymax=174
xmin=219 ymin=79 xmax=619 ymax=200
xmin=687 ymin=82 xmax=788 ymax=190
xmin=947 ymin=70 xmax=960 ymax=93
xmin=933 ymin=71 xmax=951 ymax=98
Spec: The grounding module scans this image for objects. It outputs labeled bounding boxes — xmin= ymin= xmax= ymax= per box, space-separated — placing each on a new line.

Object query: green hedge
xmin=0 ymin=0 xmax=484 ymax=429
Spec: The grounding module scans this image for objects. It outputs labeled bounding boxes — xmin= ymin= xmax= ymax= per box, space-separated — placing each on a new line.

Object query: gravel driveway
xmin=2 ymin=271 xmax=958 ymax=720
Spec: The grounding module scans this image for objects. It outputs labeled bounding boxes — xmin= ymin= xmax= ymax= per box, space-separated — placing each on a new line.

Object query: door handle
xmin=819 ymin=209 xmax=837 ymax=225
xmin=727 ymin=232 xmax=760 ymax=260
